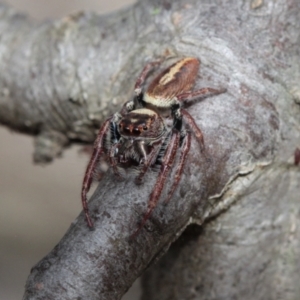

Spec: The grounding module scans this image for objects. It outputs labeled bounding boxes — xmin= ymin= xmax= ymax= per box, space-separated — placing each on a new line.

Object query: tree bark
xmin=0 ymin=0 xmax=299 ymax=299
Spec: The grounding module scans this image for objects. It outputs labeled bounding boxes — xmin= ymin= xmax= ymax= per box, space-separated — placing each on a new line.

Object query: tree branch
xmin=0 ymin=0 xmax=299 ymax=299
xmin=142 ymin=164 xmax=300 ymax=299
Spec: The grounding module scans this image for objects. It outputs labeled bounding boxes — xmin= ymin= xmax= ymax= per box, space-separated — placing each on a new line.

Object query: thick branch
xmin=142 ymin=164 xmax=300 ymax=299
xmin=23 ymin=87 xmax=278 ymax=299
xmin=0 ymin=0 xmax=299 ymax=299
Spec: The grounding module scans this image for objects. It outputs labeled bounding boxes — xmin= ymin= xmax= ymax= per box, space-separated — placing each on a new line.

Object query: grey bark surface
xmin=0 ymin=0 xmax=299 ymax=299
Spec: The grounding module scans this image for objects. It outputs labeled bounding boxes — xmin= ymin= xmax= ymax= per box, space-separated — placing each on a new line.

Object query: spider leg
xmin=181 ymin=109 xmax=205 ymax=151
xmin=108 ymin=142 xmax=124 ymax=179
xmin=81 ymin=117 xmax=112 ymax=228
xmin=177 ymin=87 xmax=226 ymax=104
xmin=120 ymin=100 xmax=135 ymax=115
xmin=134 ymin=140 xmax=164 ymax=185
xmin=174 ymin=88 xmax=225 ymax=151
xmin=134 ymin=59 xmax=162 ymax=96
xmin=132 ymin=130 xmax=180 ymax=237
xmin=164 ymin=131 xmax=191 ymax=204
xmin=119 ymin=60 xmax=163 ymax=114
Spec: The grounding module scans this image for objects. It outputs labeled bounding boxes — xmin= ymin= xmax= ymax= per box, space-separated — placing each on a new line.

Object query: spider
xmin=81 ymin=57 xmax=225 ymax=234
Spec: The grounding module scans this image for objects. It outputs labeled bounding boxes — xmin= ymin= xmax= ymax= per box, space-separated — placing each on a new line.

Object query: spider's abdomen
xmin=144 ymin=57 xmax=199 ymax=108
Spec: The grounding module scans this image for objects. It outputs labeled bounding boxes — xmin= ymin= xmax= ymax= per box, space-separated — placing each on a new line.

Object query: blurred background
xmin=0 ymin=1 xmax=140 ymax=299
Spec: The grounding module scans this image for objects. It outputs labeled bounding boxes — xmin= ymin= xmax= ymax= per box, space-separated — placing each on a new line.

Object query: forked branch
xmin=0 ymin=0 xmax=299 ymax=299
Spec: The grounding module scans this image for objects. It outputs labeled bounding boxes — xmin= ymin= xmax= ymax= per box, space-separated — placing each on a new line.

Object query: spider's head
xmin=118 ymin=108 xmax=165 ymax=140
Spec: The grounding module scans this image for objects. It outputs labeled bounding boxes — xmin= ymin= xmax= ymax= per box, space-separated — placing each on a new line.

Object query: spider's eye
xmin=133 ymin=128 xmax=140 ymax=135
xmin=143 ymin=126 xmax=148 ymax=131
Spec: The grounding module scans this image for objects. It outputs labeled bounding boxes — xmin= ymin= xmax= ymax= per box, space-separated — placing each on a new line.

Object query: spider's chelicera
xmin=81 ymin=57 xmax=225 ymax=234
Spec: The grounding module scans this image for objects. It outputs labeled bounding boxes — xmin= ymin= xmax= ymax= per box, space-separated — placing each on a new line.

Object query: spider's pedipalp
xmin=134 ymin=140 xmax=164 ymax=185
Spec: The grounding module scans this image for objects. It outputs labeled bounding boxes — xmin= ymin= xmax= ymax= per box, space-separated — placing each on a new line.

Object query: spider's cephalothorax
xmin=81 ymin=57 xmax=225 ymax=234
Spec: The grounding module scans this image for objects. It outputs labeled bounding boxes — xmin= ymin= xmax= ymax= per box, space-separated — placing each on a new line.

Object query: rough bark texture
xmin=142 ymin=164 xmax=300 ymax=299
xmin=0 ymin=0 xmax=299 ymax=299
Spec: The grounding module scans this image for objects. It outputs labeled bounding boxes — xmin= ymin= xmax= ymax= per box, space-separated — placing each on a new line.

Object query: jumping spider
xmin=81 ymin=57 xmax=225 ymax=234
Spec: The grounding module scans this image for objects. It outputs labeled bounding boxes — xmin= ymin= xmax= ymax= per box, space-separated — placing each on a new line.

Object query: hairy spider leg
xmin=81 ymin=117 xmax=112 ymax=228
xmin=175 ymin=87 xmax=226 ymax=152
xmin=177 ymin=87 xmax=226 ymax=104
xmin=180 ymin=109 xmax=205 ymax=151
xmin=108 ymin=142 xmax=124 ymax=179
xmin=120 ymin=100 xmax=135 ymax=115
xmin=132 ymin=130 xmax=181 ymax=238
xmin=120 ymin=60 xmax=162 ymax=114
xmin=134 ymin=140 xmax=165 ymax=185
xmin=134 ymin=59 xmax=162 ymax=95
xmin=164 ymin=132 xmax=192 ymax=204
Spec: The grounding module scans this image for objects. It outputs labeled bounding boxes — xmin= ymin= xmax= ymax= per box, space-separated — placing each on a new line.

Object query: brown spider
xmin=81 ymin=57 xmax=225 ymax=234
